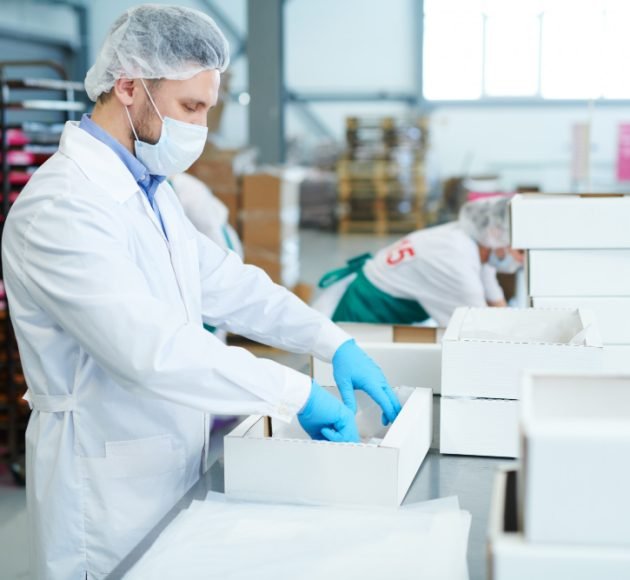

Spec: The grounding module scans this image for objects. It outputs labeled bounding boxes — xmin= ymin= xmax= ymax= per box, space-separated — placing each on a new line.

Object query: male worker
xmin=1 ymin=6 xmax=400 ymax=578
xmin=314 ymin=196 xmax=524 ymax=326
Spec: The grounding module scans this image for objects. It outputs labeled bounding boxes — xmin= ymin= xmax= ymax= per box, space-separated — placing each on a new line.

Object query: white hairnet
xmin=85 ymin=4 xmax=230 ymax=102
xmin=458 ymin=196 xmax=512 ymax=249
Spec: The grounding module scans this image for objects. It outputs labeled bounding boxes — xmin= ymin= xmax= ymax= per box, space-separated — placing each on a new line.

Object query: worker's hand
xmin=298 ymin=380 xmax=360 ymax=443
xmin=332 ymin=339 xmax=401 ymax=425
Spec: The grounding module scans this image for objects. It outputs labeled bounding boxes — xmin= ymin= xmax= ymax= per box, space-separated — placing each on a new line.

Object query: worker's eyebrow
xmin=181 ymin=98 xmax=211 ymax=109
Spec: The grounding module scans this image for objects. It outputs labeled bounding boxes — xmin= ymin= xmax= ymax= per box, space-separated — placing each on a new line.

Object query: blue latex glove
xmin=332 ymin=339 xmax=402 ymax=425
xmin=298 ymin=380 xmax=360 ymax=443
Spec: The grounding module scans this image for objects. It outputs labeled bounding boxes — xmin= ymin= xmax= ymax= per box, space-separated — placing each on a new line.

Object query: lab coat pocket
xmin=80 ymin=434 xmax=187 ymax=575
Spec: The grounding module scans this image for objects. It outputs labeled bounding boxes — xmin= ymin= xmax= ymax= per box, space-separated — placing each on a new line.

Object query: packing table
xmin=108 ymin=397 xmax=510 ymax=580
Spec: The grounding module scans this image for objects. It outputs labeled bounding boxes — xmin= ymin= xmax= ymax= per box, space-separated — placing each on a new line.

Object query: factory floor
xmin=0 ymin=229 xmax=397 ymax=580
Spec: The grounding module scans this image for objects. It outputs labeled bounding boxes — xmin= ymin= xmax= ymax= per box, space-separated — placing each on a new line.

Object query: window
xmin=423 ymin=0 xmax=630 ymax=101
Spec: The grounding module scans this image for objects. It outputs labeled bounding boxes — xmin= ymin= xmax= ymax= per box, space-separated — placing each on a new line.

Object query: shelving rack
xmin=0 ymin=60 xmax=85 ymax=484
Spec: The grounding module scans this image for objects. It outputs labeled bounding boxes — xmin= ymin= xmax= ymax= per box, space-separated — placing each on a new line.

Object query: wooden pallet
xmin=338 ymin=212 xmax=426 ymax=235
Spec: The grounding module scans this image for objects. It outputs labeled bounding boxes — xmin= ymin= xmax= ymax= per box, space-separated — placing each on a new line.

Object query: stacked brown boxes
xmin=337 ymin=116 xmax=430 ymax=235
xmin=188 ymin=144 xmax=256 ymax=232
xmin=241 ymin=169 xmax=304 ymax=289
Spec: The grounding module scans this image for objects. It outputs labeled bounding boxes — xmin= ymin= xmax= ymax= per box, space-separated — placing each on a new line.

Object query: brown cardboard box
xmin=241 ymin=169 xmax=304 ymax=287
xmin=292 ymin=283 xmax=313 ymax=303
xmin=212 ymin=190 xmax=240 ymax=231
xmin=241 ymin=171 xmax=302 ymax=212
xmin=241 ymin=171 xmax=302 ymax=247
xmin=392 ymin=325 xmax=439 ymax=343
xmin=244 ymin=252 xmax=300 ymax=289
xmin=242 ymin=218 xmax=299 ymax=248
xmin=189 ymin=145 xmax=256 ymax=193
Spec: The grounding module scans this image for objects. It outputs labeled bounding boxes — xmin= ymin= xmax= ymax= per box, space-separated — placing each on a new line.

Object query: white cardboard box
xmin=511 ymin=193 xmax=630 ymax=249
xmin=441 ymin=307 xmax=603 ymax=399
xmin=603 ymin=345 xmax=630 ymax=373
xmin=224 ymin=387 xmax=432 ymax=507
xmin=532 ymin=296 xmax=630 ymax=344
xmin=440 ymin=397 xmax=519 ymax=458
xmin=337 ymin=322 xmax=445 ymax=344
xmin=520 ymin=373 xmax=630 ymax=546
xmin=312 ymin=343 xmax=442 ymax=393
xmin=528 ymin=249 xmax=630 ymax=296
xmin=488 ymin=467 xmax=630 ymax=580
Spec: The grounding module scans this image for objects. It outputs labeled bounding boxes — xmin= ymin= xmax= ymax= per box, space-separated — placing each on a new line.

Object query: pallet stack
xmin=337 ymin=116 xmax=429 ymax=235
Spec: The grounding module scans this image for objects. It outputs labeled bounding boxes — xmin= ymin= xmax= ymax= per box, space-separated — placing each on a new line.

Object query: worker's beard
xmin=129 ymin=99 xmax=161 ymax=146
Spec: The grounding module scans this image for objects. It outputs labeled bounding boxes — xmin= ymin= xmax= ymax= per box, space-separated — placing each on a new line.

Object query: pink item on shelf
xmin=617 ymin=123 xmax=630 ymax=181
xmin=3 ymin=129 xmax=29 ymax=147
xmin=466 ymin=191 xmax=510 ymax=202
xmin=1 ymin=191 xmax=20 ymax=203
xmin=0 ymin=151 xmax=36 ymax=165
xmin=0 ymin=172 xmax=30 ymax=186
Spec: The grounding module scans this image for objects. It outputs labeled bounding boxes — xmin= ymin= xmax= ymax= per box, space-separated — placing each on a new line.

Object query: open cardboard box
xmin=532 ymin=296 xmax=630 ymax=345
xmin=528 ymin=249 xmax=630 ymax=297
xmin=510 ymin=193 xmax=630 ymax=249
xmin=312 ymin=343 xmax=442 ymax=393
xmin=224 ymin=387 xmax=432 ymax=507
xmin=520 ymin=373 xmax=630 ymax=546
xmin=336 ymin=322 xmax=445 ymax=344
xmin=442 ymin=307 xmax=603 ymax=399
xmin=440 ymin=397 xmax=519 ymax=458
xmin=488 ymin=467 xmax=630 ymax=580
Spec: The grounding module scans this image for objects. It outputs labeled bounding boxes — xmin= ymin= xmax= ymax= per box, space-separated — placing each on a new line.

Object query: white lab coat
xmin=313 ymin=222 xmax=504 ymax=327
xmin=170 ymin=172 xmax=243 ymax=258
xmin=1 ymin=122 xmax=349 ymax=579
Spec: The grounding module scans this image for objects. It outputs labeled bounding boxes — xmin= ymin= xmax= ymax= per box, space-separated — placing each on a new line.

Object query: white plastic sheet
xmin=124 ymin=494 xmax=471 ymax=580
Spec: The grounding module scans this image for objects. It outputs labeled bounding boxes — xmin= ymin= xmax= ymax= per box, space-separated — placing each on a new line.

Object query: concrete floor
xmin=0 ymin=229 xmax=398 ymax=580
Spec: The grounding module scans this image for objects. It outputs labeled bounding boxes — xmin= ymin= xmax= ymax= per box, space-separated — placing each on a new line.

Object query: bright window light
xmin=540 ymin=2 xmax=604 ymax=99
xmin=601 ymin=1 xmax=630 ymax=98
xmin=485 ymin=14 xmax=539 ymax=96
xmin=423 ymin=12 xmax=483 ymax=100
xmin=423 ymin=0 xmax=630 ymax=102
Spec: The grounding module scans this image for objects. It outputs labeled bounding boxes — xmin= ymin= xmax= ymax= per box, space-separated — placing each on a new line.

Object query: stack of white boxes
xmin=440 ymin=307 xmax=603 ymax=458
xmin=488 ymin=373 xmax=630 ymax=579
xmin=511 ymin=193 xmax=630 ymax=371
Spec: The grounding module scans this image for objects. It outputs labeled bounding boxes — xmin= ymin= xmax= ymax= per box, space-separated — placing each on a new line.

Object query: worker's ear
xmin=112 ymin=78 xmax=137 ymax=107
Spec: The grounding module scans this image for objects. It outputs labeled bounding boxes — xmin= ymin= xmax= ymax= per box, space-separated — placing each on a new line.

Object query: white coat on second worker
xmin=2 ymin=122 xmax=349 ymax=579
xmin=170 ymin=172 xmax=244 ymax=258
xmin=313 ymin=222 xmax=506 ymax=327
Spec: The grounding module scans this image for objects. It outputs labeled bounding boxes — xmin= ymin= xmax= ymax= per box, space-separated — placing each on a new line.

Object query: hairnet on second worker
xmin=458 ymin=196 xmax=512 ymax=249
xmin=84 ymin=4 xmax=230 ymax=102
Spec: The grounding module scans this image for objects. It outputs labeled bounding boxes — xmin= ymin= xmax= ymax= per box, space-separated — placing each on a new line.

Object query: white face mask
xmin=488 ymin=250 xmax=522 ymax=274
xmin=125 ymin=79 xmax=208 ymax=177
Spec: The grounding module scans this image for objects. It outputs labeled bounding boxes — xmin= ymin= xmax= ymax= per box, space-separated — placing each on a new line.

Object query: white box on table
xmin=520 ymin=373 xmax=630 ymax=546
xmin=488 ymin=467 xmax=630 ymax=580
xmin=531 ymin=297 xmax=630 ymax=345
xmin=440 ymin=397 xmax=519 ymax=458
xmin=510 ymin=193 xmax=630 ymax=249
xmin=603 ymin=345 xmax=630 ymax=373
xmin=528 ymin=249 xmax=630 ymax=296
xmin=441 ymin=307 xmax=603 ymax=399
xmin=312 ymin=342 xmax=442 ymax=393
xmin=224 ymin=386 xmax=432 ymax=507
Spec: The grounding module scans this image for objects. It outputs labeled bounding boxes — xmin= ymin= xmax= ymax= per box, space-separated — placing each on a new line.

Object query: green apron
xmin=318 ymin=254 xmax=430 ymax=324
